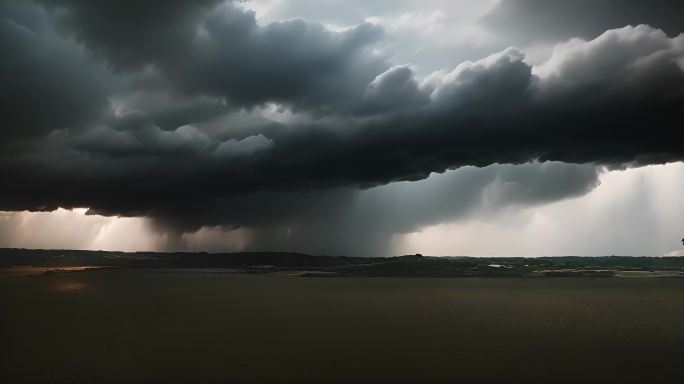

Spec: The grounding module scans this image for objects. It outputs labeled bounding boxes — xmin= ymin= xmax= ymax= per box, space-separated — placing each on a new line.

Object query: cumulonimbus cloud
xmin=1 ymin=1 xmax=683 ymax=241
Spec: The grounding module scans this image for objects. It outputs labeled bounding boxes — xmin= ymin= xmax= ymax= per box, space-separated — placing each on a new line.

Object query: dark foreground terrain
xmin=2 ymin=268 xmax=684 ymax=383
xmin=2 ymin=249 xmax=684 ymax=383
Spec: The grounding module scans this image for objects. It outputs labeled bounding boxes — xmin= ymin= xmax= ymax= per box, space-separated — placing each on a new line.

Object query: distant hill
xmin=1 ymin=248 xmax=683 ymax=278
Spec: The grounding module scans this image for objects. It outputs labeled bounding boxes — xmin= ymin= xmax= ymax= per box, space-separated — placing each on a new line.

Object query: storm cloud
xmin=1 ymin=0 xmax=683 ymax=254
xmin=134 ymin=161 xmax=599 ymax=255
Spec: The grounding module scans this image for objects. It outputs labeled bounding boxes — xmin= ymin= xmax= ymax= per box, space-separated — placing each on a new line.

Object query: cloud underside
xmin=1 ymin=0 xmax=684 ymax=249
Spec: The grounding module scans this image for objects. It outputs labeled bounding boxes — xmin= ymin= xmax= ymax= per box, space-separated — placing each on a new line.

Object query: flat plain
xmin=2 ymin=269 xmax=684 ymax=383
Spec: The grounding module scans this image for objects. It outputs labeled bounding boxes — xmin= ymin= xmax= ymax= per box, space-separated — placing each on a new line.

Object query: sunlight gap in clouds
xmin=0 ymin=208 xmax=158 ymax=252
xmin=394 ymin=163 xmax=684 ymax=257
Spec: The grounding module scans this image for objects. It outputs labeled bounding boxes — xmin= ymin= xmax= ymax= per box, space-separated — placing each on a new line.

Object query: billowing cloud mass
xmin=1 ymin=0 xmax=683 ymax=255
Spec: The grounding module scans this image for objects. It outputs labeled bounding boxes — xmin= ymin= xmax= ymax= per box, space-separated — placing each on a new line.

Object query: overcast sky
xmin=1 ymin=0 xmax=683 ymax=256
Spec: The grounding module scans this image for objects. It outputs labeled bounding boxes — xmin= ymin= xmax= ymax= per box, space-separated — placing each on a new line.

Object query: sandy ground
xmin=2 ymin=269 xmax=684 ymax=383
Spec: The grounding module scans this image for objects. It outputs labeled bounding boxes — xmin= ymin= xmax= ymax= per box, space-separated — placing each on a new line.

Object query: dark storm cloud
xmin=47 ymin=0 xmax=386 ymax=112
xmin=44 ymin=0 xmax=223 ymax=69
xmin=150 ymin=162 xmax=601 ymax=256
xmin=0 ymin=1 xmax=114 ymax=141
xmin=482 ymin=0 xmax=684 ymax=43
xmin=1 ymin=1 xmax=683 ymax=248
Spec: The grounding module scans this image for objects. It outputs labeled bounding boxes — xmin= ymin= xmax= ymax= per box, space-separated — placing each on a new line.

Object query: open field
xmin=2 ymin=269 xmax=684 ymax=383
